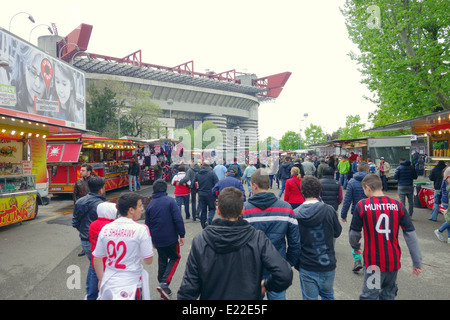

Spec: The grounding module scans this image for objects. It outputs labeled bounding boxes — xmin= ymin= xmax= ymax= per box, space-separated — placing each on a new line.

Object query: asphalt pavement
xmin=0 ymin=179 xmax=449 ymax=301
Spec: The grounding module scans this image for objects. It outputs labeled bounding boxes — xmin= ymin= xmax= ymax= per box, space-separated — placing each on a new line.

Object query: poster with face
xmin=0 ymin=27 xmax=86 ymax=130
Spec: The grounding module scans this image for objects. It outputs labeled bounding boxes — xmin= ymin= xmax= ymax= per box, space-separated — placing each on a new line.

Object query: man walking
xmin=340 ymin=161 xmax=370 ymax=272
xmin=72 ymin=176 xmax=106 ymax=300
xmin=393 ymin=158 xmax=418 ymax=217
xmin=378 ymin=157 xmax=391 ymax=191
xmin=192 ymin=160 xmax=219 ymax=228
xmin=145 ymin=179 xmax=185 ymax=300
xmin=243 ymin=168 xmax=300 ymax=300
xmin=178 ymin=187 xmax=293 ymax=300
xmin=349 ymin=174 xmax=422 ymax=300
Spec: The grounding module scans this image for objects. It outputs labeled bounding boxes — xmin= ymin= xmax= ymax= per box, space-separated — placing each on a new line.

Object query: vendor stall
xmin=46 ymin=133 xmax=137 ymax=194
xmin=0 ymin=117 xmax=49 ymax=227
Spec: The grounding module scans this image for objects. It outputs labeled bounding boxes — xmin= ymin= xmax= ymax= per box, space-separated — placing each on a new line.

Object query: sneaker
xmin=352 ymin=259 xmax=363 ymax=272
xmin=157 ymin=285 xmax=172 ymax=300
xmin=434 ymin=229 xmax=445 ymax=242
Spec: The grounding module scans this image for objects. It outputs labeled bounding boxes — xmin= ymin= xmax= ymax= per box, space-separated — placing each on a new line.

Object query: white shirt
xmin=93 ymin=217 xmax=154 ymax=273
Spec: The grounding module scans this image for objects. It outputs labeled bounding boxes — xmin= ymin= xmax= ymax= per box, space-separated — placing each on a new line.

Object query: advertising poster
xmin=0 ymin=28 xmax=86 ymax=130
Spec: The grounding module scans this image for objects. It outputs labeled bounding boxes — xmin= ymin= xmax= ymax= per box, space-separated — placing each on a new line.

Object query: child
xmin=349 ymin=174 xmax=423 ymax=300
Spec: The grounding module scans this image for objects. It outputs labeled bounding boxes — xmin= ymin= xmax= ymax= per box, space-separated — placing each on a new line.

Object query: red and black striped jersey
xmin=350 ymin=196 xmax=415 ymax=272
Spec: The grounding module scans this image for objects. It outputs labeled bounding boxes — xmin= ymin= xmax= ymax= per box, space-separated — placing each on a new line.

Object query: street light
xmin=29 ymin=24 xmax=53 ymax=42
xmin=9 ymin=12 xmax=35 ymax=31
xmin=59 ymin=42 xmax=80 ymax=58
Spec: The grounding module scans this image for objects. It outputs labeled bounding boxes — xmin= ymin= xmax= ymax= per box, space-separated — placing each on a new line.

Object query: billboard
xmin=0 ymin=27 xmax=85 ymax=130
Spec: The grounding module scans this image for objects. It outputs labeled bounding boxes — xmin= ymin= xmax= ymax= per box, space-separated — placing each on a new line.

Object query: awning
xmin=46 ymin=143 xmax=82 ymax=163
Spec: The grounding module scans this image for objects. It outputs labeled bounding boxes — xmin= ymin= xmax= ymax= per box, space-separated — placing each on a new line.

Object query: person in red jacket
xmin=284 ymin=167 xmax=305 ymax=209
xmin=172 ymin=165 xmax=191 ymax=219
xmin=89 ymin=202 xmax=118 ymax=271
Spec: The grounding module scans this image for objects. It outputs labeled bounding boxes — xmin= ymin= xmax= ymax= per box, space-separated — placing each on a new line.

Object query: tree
xmin=280 ymin=131 xmax=301 ymax=151
xmin=338 ymin=115 xmax=367 ymax=139
xmin=341 ymin=0 xmax=450 ymax=127
xmin=303 ymin=124 xmax=327 ymax=147
xmin=86 ymin=86 xmax=120 ymax=135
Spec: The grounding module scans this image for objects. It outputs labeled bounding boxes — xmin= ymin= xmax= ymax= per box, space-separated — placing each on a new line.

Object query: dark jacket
xmin=72 ymin=192 xmax=106 ymax=241
xmin=320 ymin=173 xmax=342 ymax=211
xmin=293 ymin=161 xmax=305 ymax=178
xmin=179 ymin=164 xmax=201 ymax=189
xmin=429 ymin=161 xmax=446 ymax=190
xmin=243 ymin=192 xmax=301 ymax=268
xmin=192 ymin=166 xmax=219 ymax=197
xmin=279 ymin=161 xmax=293 ymax=180
xmin=340 ymin=171 xmax=369 ymax=219
xmin=145 ymin=192 xmax=186 ymax=247
xmin=72 ymin=175 xmax=95 ymax=203
xmin=128 ymin=162 xmax=139 ymax=176
xmin=211 ymin=176 xmax=246 ymax=201
xmin=177 ymin=218 xmax=293 ymax=300
xmin=393 ymin=160 xmax=418 ymax=186
xmin=294 ymin=201 xmax=342 ymax=272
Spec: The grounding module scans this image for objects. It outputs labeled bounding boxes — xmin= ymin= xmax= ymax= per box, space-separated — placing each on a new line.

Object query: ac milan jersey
xmin=350 ymin=196 xmax=415 ymax=272
xmin=93 ymin=217 xmax=154 ymax=273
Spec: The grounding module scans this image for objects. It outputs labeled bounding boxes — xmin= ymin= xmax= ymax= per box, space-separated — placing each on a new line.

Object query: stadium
xmin=38 ymin=23 xmax=291 ymax=154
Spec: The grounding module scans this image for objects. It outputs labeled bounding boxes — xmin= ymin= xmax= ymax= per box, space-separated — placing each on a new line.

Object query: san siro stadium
xmin=38 ymin=24 xmax=291 ymax=159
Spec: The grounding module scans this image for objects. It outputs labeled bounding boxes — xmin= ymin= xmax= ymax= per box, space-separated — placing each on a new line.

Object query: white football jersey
xmin=93 ymin=217 xmax=154 ymax=273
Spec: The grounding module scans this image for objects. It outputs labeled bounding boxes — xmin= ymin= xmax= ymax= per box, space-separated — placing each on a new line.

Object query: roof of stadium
xmin=59 ymin=24 xmax=291 ymax=102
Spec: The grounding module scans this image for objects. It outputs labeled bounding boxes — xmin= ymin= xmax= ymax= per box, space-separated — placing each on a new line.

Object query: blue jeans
xmin=175 ymin=194 xmax=190 ymax=219
xmin=299 ymin=268 xmax=336 ymax=300
xmin=438 ymin=222 xmax=450 ymax=237
xmin=246 ymin=177 xmax=251 ymax=193
xmin=430 ymin=202 xmax=447 ymax=221
xmin=339 ymin=172 xmax=348 ymax=189
xmin=380 ymin=175 xmax=388 ymax=191
xmin=199 ymin=194 xmax=215 ymax=228
xmin=278 ymin=179 xmax=287 ymax=198
xmin=81 ymin=240 xmax=99 ymax=300
xmin=129 ymin=175 xmax=136 ymax=191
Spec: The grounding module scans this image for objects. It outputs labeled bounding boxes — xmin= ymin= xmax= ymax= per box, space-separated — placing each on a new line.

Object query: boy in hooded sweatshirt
xmin=294 ymin=176 xmax=342 ymax=300
xmin=178 ymin=187 xmax=293 ymax=300
xmin=243 ymin=168 xmax=300 ymax=300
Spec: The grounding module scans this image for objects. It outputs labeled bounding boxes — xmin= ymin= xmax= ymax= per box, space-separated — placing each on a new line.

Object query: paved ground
xmin=0 ymin=178 xmax=449 ymax=300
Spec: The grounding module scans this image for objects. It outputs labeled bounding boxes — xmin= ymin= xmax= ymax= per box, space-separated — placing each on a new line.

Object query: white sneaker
xmin=434 ymin=229 xmax=445 ymax=242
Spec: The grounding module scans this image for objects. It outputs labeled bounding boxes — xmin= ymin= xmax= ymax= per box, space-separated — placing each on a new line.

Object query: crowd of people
xmin=70 ymin=151 xmax=450 ymax=301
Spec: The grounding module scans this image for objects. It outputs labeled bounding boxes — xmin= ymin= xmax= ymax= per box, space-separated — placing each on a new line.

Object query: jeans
xmin=175 ymin=194 xmax=190 ymax=219
xmin=278 ymin=179 xmax=287 ymax=198
xmin=129 ymin=175 xmax=136 ymax=191
xmin=299 ymin=268 xmax=336 ymax=300
xmin=438 ymin=222 xmax=450 ymax=237
xmin=81 ymin=240 xmax=99 ymax=300
xmin=246 ymin=177 xmax=251 ymax=193
xmin=380 ymin=175 xmax=388 ymax=191
xmin=398 ymin=185 xmax=414 ymax=216
xmin=269 ymin=175 xmax=274 ymax=188
xmin=198 ymin=194 xmax=216 ymax=228
xmin=136 ymin=175 xmax=141 ymax=190
xmin=190 ymin=189 xmax=201 ymax=219
xmin=339 ymin=172 xmax=348 ymax=189
xmin=359 ymin=268 xmax=398 ymax=300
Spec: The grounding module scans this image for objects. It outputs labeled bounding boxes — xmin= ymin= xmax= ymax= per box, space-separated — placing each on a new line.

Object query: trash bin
xmin=414 ymin=182 xmax=427 ymax=208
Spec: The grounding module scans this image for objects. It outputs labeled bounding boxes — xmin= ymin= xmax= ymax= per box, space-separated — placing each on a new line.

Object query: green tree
xmin=304 ymin=124 xmax=327 ymax=147
xmin=280 ymin=131 xmax=301 ymax=151
xmin=341 ymin=0 xmax=450 ymax=127
xmin=338 ymin=115 xmax=367 ymax=139
xmin=86 ymin=86 xmax=119 ymax=135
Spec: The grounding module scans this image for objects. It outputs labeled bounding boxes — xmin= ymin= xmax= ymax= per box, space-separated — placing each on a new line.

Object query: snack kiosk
xmin=0 ymin=118 xmax=49 ymax=227
xmin=47 ymin=133 xmax=138 ymax=194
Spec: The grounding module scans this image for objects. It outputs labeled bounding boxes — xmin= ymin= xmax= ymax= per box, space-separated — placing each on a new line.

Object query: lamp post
xmin=59 ymin=43 xmax=80 ymax=59
xmin=9 ymin=12 xmax=35 ymax=31
xmin=29 ymin=24 xmax=53 ymax=42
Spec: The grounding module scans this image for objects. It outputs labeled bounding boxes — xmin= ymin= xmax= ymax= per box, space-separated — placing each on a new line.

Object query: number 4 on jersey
xmin=375 ymin=214 xmax=391 ymax=241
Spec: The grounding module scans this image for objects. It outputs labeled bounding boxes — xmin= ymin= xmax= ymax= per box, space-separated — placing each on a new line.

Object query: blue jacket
xmin=393 ymin=160 xmax=418 ymax=186
xmin=192 ymin=166 xmax=219 ymax=197
xmin=212 ymin=176 xmax=246 ymax=201
xmin=243 ymin=192 xmax=300 ymax=268
xmin=145 ymin=192 xmax=186 ymax=247
xmin=340 ymin=171 xmax=369 ymax=219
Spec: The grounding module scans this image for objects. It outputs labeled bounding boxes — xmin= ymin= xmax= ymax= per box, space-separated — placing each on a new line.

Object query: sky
xmin=0 ymin=0 xmax=378 ymax=140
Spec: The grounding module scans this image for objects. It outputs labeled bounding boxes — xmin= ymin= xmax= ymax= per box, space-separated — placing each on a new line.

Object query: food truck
xmin=46 ymin=133 xmax=138 ymax=194
xmin=0 ymin=26 xmax=87 ymax=227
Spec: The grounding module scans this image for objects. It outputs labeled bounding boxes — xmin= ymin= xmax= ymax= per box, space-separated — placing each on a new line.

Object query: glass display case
xmin=0 ymin=163 xmax=24 ymax=176
xmin=0 ymin=175 xmax=36 ymax=193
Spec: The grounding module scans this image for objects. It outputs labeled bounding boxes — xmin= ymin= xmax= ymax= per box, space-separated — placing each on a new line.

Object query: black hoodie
xmin=294 ymin=201 xmax=342 ymax=272
xmin=177 ymin=218 xmax=293 ymax=300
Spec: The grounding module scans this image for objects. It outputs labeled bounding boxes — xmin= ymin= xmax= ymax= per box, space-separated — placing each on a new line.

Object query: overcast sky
xmin=1 ymin=0 xmax=378 ymax=140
